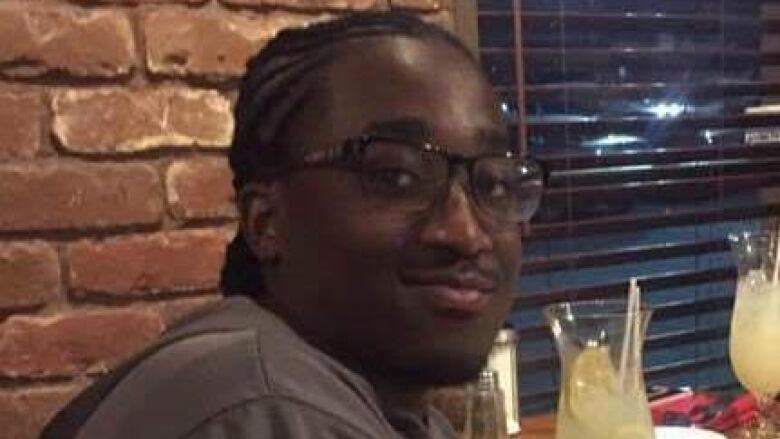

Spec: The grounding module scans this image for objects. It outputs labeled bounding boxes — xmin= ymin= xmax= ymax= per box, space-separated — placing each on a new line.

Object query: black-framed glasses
xmin=294 ymin=134 xmax=545 ymax=226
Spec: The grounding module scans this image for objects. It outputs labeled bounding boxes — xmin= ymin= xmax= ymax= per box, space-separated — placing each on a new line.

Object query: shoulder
xmin=427 ymin=407 xmax=459 ymax=439
xmin=183 ymin=394 xmax=390 ymax=439
xmin=69 ymin=313 xmax=266 ymax=439
xmin=47 ymin=297 xmax=397 ymax=439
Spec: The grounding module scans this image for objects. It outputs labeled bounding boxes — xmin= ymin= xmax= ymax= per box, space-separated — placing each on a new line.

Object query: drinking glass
xmin=544 ymin=299 xmax=655 ymax=439
xmin=729 ymin=231 xmax=780 ymax=438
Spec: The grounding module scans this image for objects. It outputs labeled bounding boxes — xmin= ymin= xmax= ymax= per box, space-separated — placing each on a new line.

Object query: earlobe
xmin=240 ymin=183 xmax=281 ymax=264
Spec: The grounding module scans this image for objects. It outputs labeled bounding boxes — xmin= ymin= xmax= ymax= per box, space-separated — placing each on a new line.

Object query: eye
xmin=477 ymin=175 xmax=512 ymax=199
xmin=364 ymin=168 xmax=420 ymax=194
xmin=486 ymin=179 xmax=510 ymax=198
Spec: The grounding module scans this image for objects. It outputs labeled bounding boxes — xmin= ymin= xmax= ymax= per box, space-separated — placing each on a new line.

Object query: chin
xmin=376 ymin=351 xmax=489 ymax=387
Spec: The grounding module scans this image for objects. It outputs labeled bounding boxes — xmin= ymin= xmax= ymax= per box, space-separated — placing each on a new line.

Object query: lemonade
xmin=556 ymin=346 xmax=655 ymax=439
xmin=730 ymin=270 xmax=780 ymax=396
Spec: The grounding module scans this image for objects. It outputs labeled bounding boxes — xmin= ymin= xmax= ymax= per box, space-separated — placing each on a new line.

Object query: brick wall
xmin=0 ymin=1 xmax=452 ymax=437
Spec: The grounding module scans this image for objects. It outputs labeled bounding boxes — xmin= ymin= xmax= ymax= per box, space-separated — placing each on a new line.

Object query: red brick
xmin=52 ymin=88 xmax=233 ymax=153
xmin=83 ymin=0 xmax=204 ymax=4
xmin=0 ymin=242 xmax=60 ymax=311
xmin=154 ymin=294 xmax=221 ymax=326
xmin=0 ymin=92 xmax=41 ymax=161
xmin=0 ymin=386 xmax=83 ymax=439
xmin=0 ymin=309 xmax=164 ymax=378
xmin=166 ymin=158 xmax=237 ymax=220
xmin=68 ymin=228 xmax=233 ymax=297
xmin=218 ymin=0 xmax=380 ymax=10
xmin=0 ymin=5 xmax=135 ymax=78
xmin=0 ymin=162 xmax=163 ymax=232
xmin=145 ymin=9 xmax=328 ymax=79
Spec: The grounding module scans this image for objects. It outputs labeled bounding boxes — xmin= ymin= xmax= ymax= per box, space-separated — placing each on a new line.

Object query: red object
xmin=707 ymin=393 xmax=758 ymax=432
xmin=649 ymin=388 xmax=758 ymax=432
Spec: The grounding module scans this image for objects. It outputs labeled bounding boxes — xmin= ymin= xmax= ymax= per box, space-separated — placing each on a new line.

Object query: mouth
xmin=399 ymin=270 xmax=498 ymax=317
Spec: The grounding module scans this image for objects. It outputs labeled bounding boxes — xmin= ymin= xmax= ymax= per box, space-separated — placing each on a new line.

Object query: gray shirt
xmin=41 ymin=296 xmax=458 ymax=439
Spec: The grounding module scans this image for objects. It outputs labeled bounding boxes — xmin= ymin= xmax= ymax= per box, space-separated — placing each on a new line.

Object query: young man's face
xmin=260 ymin=36 xmax=522 ymax=386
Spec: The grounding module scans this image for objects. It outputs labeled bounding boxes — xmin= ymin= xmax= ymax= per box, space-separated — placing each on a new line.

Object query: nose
xmin=418 ymin=182 xmax=494 ymax=257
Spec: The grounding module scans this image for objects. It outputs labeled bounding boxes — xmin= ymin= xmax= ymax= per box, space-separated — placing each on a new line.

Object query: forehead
xmin=291 ymin=35 xmax=507 ymax=154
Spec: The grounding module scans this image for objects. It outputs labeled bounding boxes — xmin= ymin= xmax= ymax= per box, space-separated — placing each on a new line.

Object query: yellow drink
xmin=730 ymin=271 xmax=780 ymax=396
xmin=556 ymin=346 xmax=655 ymax=439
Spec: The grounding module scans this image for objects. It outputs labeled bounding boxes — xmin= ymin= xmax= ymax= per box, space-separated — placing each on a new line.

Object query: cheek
xmin=345 ymin=214 xmax=418 ymax=277
xmin=281 ymin=184 xmax=413 ymax=273
xmin=495 ymin=230 xmax=523 ymax=283
xmin=282 ymin=206 xmax=417 ymax=317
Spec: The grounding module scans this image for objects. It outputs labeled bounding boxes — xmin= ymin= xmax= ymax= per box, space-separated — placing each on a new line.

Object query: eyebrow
xmin=364 ymin=117 xmax=511 ymax=153
xmin=476 ymin=128 xmax=511 ymax=153
xmin=364 ymin=117 xmax=432 ymax=140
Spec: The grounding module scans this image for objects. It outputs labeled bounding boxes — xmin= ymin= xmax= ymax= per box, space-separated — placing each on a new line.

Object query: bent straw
xmin=619 ymin=278 xmax=639 ymax=390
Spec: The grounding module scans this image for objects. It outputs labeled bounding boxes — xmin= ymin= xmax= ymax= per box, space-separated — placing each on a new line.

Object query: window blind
xmin=476 ymin=0 xmax=779 ymax=414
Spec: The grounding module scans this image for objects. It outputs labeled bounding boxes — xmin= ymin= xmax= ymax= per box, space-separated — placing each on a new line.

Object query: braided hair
xmin=220 ymin=10 xmax=478 ymax=297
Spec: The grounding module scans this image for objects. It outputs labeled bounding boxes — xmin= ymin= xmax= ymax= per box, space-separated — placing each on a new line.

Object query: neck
xmin=258 ymin=293 xmax=433 ymax=416
xmin=367 ymin=374 xmax=431 ymax=416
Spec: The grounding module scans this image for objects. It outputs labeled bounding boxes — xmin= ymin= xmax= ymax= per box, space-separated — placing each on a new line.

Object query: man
xmin=41 ymin=11 xmax=543 ymax=439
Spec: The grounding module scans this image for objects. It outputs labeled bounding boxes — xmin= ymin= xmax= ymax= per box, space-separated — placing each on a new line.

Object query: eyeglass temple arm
xmin=534 ymin=157 xmax=550 ymax=187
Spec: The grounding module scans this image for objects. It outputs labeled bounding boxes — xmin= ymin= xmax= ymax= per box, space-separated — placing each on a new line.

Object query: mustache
xmin=399 ymin=249 xmax=504 ymax=287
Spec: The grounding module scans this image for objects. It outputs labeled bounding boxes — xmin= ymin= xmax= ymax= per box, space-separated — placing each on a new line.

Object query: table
xmin=517 ymin=413 xmax=555 ymax=438
xmin=516 ymin=414 xmax=745 ymax=438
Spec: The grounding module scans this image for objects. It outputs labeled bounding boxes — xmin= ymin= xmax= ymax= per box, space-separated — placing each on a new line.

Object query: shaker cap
xmin=477 ymin=368 xmax=501 ymax=390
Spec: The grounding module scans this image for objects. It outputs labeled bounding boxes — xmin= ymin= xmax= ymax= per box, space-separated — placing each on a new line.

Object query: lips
xmin=400 ymin=270 xmax=498 ymax=316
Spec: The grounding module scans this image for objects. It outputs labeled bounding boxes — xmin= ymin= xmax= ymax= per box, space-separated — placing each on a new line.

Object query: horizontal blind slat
xmin=521 ymin=239 xmax=728 ymax=274
xmin=515 ymin=267 xmax=735 ymax=308
xmin=536 ymin=144 xmax=780 ymax=169
xmin=529 ymin=202 xmax=780 ymax=239
xmin=515 ymin=80 xmax=780 ymax=99
xmin=539 ymin=173 xmax=780 ymax=207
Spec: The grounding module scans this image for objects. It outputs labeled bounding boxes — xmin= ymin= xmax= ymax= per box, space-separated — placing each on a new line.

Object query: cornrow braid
xmin=221 ymin=10 xmax=477 ymax=297
xmin=230 ymin=10 xmax=472 ymax=188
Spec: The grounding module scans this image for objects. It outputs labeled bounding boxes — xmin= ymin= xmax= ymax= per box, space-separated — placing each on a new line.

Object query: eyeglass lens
xmin=357 ymin=139 xmax=543 ymax=224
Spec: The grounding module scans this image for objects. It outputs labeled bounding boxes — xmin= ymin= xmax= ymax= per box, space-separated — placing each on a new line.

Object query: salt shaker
xmin=464 ymin=369 xmax=509 ymax=439
xmin=487 ymin=328 xmax=520 ymax=435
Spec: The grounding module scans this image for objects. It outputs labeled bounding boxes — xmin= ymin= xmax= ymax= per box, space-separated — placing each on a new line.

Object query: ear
xmin=239 ymin=182 xmax=282 ymax=264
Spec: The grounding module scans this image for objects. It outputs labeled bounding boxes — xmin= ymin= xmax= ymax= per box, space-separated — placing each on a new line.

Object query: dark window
xmin=476 ymin=0 xmax=778 ymax=414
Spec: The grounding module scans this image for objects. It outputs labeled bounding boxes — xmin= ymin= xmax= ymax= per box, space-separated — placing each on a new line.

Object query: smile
xmin=400 ymin=271 xmax=498 ymax=316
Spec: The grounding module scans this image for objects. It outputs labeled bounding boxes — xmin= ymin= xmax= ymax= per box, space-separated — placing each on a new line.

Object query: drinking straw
xmin=773 ymin=221 xmax=780 ymax=285
xmin=631 ymin=280 xmax=642 ymax=388
xmin=619 ymin=278 xmax=640 ymax=390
